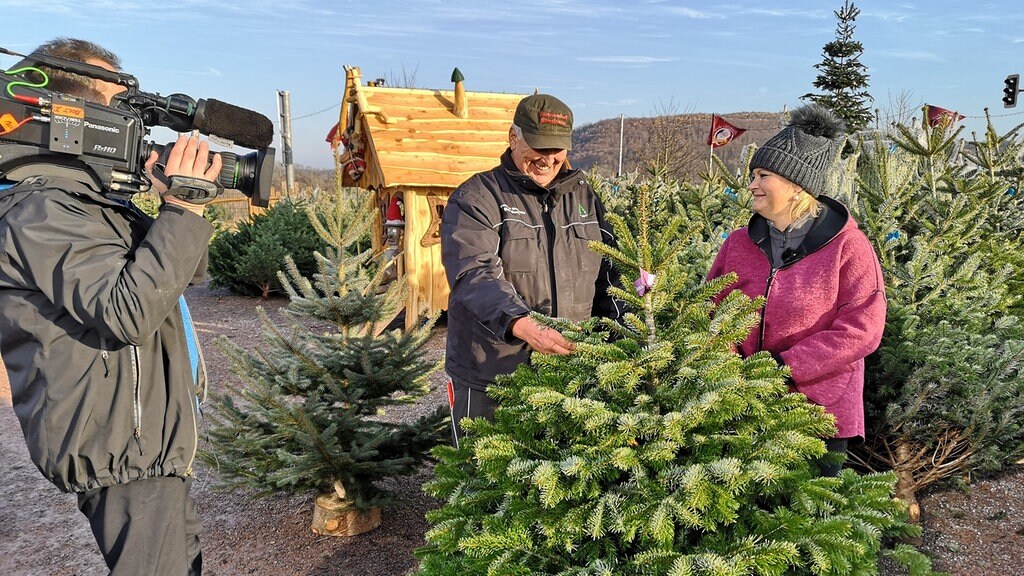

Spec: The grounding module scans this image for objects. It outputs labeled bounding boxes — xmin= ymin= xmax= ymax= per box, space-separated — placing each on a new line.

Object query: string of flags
xmin=706 ymin=106 xmax=964 ymax=149
xmin=707 ymin=114 xmax=746 ymax=148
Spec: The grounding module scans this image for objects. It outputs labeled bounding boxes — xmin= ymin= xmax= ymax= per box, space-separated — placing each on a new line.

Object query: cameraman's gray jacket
xmin=0 ymin=175 xmax=212 ymax=493
xmin=442 ymin=151 xmax=622 ymax=391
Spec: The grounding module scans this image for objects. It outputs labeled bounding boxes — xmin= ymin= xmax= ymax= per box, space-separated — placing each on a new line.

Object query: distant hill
xmin=282 ymin=111 xmax=788 ymax=192
xmin=572 ymin=111 xmax=785 ymax=179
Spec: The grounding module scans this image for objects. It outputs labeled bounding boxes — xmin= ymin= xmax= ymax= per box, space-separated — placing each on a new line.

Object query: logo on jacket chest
xmin=500 ymin=203 xmax=527 ymax=216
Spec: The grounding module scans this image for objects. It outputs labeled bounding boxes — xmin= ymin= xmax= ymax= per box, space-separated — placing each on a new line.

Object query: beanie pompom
xmin=789 ymin=105 xmax=846 ymax=139
xmin=750 ymin=104 xmax=848 ymax=197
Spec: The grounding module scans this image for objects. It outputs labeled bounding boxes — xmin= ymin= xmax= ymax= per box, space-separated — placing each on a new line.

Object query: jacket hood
xmin=747 ymin=195 xmax=855 ymax=265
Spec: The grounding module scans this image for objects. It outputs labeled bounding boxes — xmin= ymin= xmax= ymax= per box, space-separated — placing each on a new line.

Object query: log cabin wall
xmin=391 ymin=186 xmax=448 ymax=324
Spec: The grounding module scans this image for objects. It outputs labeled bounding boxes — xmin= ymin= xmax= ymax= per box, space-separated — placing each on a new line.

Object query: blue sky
xmin=2 ymin=0 xmax=1024 ymax=169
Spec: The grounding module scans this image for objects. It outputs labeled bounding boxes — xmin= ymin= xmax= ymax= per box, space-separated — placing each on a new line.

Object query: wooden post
xmin=277 ymin=90 xmax=295 ymax=197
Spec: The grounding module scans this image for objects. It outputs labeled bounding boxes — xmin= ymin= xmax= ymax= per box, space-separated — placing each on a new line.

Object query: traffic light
xmin=1003 ymin=74 xmax=1020 ymax=108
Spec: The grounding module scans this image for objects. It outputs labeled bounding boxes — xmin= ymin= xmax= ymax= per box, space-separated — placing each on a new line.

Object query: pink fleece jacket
xmin=708 ymin=200 xmax=886 ymax=439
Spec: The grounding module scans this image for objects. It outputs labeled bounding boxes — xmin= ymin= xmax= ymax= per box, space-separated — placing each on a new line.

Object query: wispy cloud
xmin=664 ymin=7 xmax=722 ymax=19
xmin=156 ymin=66 xmax=226 ymax=78
xmin=861 ymin=9 xmax=912 ymax=23
xmin=875 ymin=50 xmax=944 ymax=62
xmin=520 ymin=0 xmax=628 ymax=18
xmin=577 ymin=56 xmax=677 ymax=64
xmin=746 ymin=7 xmax=829 ymax=19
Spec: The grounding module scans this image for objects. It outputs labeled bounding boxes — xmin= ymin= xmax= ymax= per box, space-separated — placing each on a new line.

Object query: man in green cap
xmin=440 ymin=93 xmax=622 ymax=446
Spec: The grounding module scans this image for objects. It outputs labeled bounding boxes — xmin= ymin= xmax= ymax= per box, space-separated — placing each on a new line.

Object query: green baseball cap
xmin=513 ymin=94 xmax=574 ymax=151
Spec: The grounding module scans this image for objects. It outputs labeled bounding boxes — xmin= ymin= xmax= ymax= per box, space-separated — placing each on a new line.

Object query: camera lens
xmin=145 ymin=142 xmax=273 ymax=207
xmin=219 ymin=148 xmax=273 ymax=208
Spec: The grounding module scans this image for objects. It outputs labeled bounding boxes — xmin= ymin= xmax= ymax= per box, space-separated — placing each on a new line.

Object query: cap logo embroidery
xmin=538 ymin=111 xmax=569 ymax=127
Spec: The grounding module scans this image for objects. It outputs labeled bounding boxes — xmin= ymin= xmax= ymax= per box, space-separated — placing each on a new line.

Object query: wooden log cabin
xmin=331 ymin=66 xmax=527 ymax=329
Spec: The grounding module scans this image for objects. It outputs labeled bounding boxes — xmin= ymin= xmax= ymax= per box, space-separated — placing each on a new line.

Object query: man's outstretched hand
xmin=511 ymin=316 xmax=575 ymax=355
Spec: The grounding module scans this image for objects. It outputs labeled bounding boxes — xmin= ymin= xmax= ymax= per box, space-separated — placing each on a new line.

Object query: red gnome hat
xmin=385 ymin=195 xmax=404 ymax=225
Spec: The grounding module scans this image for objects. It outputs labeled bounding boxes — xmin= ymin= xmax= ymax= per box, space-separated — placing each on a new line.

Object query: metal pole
xmin=617 ymin=113 xmax=624 ymax=177
xmin=708 ymin=114 xmax=716 ymax=179
xmin=277 ymin=89 xmax=295 ymax=197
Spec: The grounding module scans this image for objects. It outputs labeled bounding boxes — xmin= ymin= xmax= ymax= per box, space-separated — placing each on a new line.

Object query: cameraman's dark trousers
xmin=77 ymin=476 xmax=202 ymax=576
xmin=447 ymin=375 xmax=498 ymax=449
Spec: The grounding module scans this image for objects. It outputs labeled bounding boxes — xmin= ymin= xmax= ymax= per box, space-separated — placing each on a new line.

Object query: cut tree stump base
xmin=310 ymin=493 xmax=381 ymax=537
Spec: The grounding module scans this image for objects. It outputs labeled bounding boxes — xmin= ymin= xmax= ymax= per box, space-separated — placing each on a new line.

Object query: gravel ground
xmin=1 ymin=280 xmax=1021 ymax=575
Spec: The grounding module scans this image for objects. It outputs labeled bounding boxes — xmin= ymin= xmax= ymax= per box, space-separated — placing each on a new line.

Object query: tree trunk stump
xmin=894 ymin=441 xmax=922 ymax=524
xmin=310 ymin=493 xmax=381 ymax=537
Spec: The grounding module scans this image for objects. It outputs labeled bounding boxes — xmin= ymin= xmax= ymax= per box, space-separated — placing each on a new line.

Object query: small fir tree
xmin=848 ymin=111 xmax=1024 ymax=519
xmin=802 ymin=0 xmax=874 ymax=132
xmin=416 ymin=180 xmax=934 ymax=575
xmin=207 ymin=198 xmax=328 ymax=298
xmin=200 ymin=188 xmax=448 ymax=511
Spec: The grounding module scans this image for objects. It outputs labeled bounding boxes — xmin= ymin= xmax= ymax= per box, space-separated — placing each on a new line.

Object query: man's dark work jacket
xmin=441 ymin=150 xmax=622 ymax=391
xmin=0 ymin=175 xmax=212 ymax=493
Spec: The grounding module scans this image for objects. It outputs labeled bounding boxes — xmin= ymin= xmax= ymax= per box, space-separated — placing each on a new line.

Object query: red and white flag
xmin=925 ymin=104 xmax=965 ymax=128
xmin=707 ymin=114 xmax=747 ymax=148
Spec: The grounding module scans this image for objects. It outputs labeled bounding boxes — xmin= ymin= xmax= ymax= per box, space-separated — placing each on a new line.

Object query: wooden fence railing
xmin=209 ymin=187 xmax=285 ymax=225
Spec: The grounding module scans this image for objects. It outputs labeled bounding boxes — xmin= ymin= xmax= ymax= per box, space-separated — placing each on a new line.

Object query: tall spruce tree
xmin=847 ymin=111 xmax=1024 ymax=519
xmin=200 ymin=189 xmax=448 ymax=511
xmin=416 ymin=178 xmax=935 ymax=575
xmin=803 ymin=0 xmax=874 ymax=132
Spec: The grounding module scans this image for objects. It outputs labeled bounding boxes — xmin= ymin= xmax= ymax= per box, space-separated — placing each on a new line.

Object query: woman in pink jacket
xmin=708 ymin=105 xmax=886 ymax=476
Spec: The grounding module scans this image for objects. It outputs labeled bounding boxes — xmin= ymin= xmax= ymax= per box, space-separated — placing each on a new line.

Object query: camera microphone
xmin=192 ymin=98 xmax=274 ymax=150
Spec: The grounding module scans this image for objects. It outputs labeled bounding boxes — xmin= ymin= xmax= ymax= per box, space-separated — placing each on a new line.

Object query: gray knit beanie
xmin=749 ymin=105 xmax=846 ymax=197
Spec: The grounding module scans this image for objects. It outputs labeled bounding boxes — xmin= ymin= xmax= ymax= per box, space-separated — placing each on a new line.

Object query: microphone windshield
xmin=192 ymin=98 xmax=274 ymax=149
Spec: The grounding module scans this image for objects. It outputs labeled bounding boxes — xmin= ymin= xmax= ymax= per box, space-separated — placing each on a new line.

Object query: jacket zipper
xmin=100 ymin=337 xmax=110 ymax=377
xmin=757 ymin=267 xmax=779 ymax=352
xmin=130 ymin=345 xmax=144 ymax=454
xmin=541 ymin=193 xmax=558 ymax=315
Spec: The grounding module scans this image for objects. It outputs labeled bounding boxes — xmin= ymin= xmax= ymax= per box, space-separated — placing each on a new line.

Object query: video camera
xmin=0 ymin=47 xmax=275 ymax=206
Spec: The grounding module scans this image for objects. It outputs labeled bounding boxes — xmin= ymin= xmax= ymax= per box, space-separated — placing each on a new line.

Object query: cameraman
xmin=0 ymin=38 xmax=219 ymax=575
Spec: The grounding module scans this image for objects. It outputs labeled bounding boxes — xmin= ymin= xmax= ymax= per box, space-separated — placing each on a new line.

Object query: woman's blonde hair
xmin=790 ymin=189 xmax=822 ymax=222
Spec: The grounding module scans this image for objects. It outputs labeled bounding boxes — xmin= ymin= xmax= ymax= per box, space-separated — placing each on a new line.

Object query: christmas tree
xmin=416 ymin=180 xmax=934 ymax=575
xmin=802 ymin=0 xmax=874 ymax=132
xmin=200 ymin=188 xmax=448 ymax=521
xmin=848 ymin=110 xmax=1024 ymax=519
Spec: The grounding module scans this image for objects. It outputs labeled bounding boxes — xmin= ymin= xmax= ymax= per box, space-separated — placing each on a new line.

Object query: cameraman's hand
xmin=144 ymin=152 xmax=168 ymax=196
xmin=154 ymin=133 xmax=223 ymax=216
